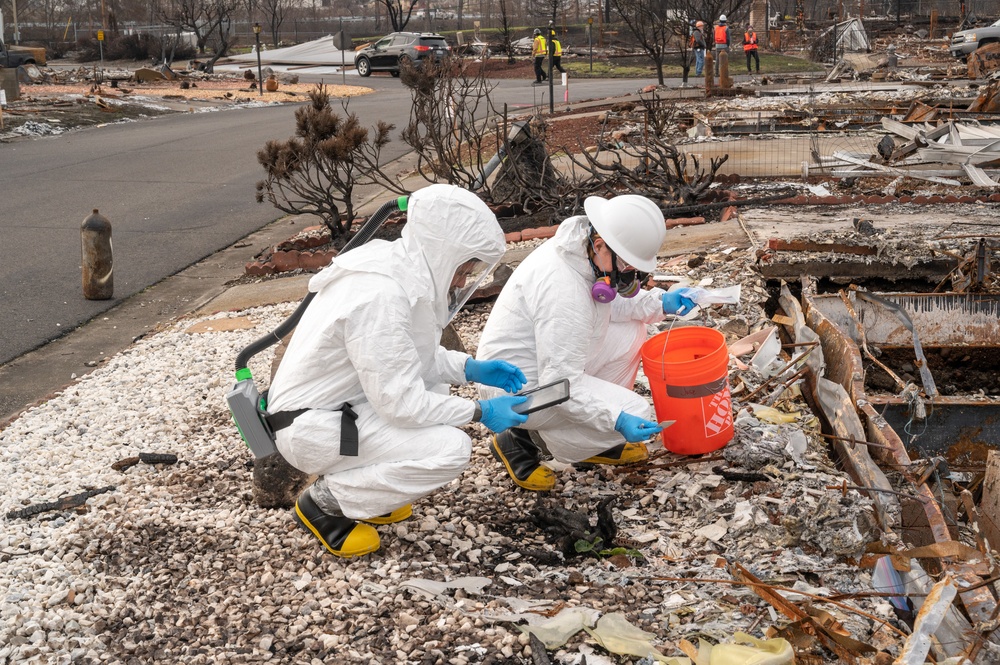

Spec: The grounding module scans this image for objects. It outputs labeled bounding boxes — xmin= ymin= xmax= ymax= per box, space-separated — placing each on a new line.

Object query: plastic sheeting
xmin=227 ymin=35 xmax=353 ymax=66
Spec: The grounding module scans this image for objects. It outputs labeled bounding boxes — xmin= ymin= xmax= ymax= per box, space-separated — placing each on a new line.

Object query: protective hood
xmin=310 ymin=185 xmax=506 ymax=326
xmin=550 ymin=214 xmax=594 ymax=280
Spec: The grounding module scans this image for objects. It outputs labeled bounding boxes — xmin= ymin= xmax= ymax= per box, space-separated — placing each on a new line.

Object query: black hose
xmin=234 ymin=197 xmax=406 ymax=372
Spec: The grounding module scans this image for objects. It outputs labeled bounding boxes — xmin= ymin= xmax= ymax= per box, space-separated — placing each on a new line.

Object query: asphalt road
xmin=0 ymin=72 xmax=656 ymax=366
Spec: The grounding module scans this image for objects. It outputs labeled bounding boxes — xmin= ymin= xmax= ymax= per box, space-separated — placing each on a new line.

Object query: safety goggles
xmin=609 ymin=250 xmax=648 ymax=298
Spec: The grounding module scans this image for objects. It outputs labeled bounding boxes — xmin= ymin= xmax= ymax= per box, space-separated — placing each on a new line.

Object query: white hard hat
xmin=584 ymin=195 xmax=665 ymax=273
xmin=719 ymin=14 xmax=727 ymax=22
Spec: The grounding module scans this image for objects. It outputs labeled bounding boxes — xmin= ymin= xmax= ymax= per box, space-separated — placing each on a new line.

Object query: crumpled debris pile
xmin=0 ymin=120 xmax=66 ymax=138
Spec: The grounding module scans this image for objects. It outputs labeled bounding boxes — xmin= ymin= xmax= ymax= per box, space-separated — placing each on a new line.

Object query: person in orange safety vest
xmin=713 ymin=15 xmax=729 ymax=75
xmin=744 ymin=24 xmax=760 ymax=73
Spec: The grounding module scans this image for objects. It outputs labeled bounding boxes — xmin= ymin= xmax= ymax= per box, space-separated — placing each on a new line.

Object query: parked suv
xmin=950 ymin=18 xmax=1000 ymax=60
xmin=355 ymin=32 xmax=450 ymax=77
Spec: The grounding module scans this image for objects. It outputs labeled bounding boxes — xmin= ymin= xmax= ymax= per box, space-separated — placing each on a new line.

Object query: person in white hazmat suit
xmin=266 ymin=184 xmax=529 ymax=558
xmin=476 ymin=195 xmax=696 ymax=491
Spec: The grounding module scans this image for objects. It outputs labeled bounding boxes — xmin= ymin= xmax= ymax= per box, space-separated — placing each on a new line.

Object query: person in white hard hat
xmin=713 ymin=14 xmax=730 ymax=76
xmin=475 ymin=195 xmax=696 ymax=491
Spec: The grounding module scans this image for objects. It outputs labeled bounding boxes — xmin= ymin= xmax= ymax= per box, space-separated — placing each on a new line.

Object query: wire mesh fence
xmin=545 ymin=76 xmax=993 ymax=186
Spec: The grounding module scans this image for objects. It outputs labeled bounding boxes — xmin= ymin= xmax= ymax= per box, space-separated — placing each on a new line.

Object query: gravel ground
xmin=0 ymin=245 xmax=922 ymax=664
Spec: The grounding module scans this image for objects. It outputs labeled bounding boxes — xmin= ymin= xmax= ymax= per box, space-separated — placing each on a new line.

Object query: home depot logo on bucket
xmin=640 ymin=326 xmax=735 ymax=456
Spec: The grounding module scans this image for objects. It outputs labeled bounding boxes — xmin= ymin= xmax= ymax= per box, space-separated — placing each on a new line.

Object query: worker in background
xmin=532 ymin=28 xmax=548 ymax=84
xmin=476 ymin=195 xmax=696 ymax=491
xmin=266 ymin=184 xmax=529 ymax=558
xmin=692 ymin=20 xmax=707 ymax=76
xmin=551 ymin=35 xmax=567 ymax=75
xmin=744 ymin=24 xmax=760 ymax=73
xmin=714 ymin=14 xmax=730 ymax=75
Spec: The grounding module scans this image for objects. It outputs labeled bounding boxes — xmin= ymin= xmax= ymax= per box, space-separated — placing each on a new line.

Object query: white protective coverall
xmin=266 ymin=185 xmax=506 ymax=519
xmin=477 ymin=215 xmax=667 ymax=462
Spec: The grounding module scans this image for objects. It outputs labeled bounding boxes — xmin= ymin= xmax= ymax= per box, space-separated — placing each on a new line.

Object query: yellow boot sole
xmin=582 ymin=442 xmax=649 ymax=466
xmin=295 ymin=503 xmax=381 ymax=558
xmin=361 ymin=504 xmax=413 ymax=525
xmin=490 ymin=436 xmax=556 ymax=491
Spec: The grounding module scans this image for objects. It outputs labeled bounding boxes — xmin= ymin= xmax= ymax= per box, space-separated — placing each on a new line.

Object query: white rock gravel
xmin=1 ymin=247 xmax=915 ymax=664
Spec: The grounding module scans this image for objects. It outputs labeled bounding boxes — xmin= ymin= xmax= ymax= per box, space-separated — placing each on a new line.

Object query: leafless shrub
xmin=399 ymin=58 xmax=506 ymax=200
xmin=496 ymin=114 xmax=727 ymax=217
xmin=565 ymin=138 xmax=728 ymax=206
xmin=255 ymin=85 xmax=405 ymax=239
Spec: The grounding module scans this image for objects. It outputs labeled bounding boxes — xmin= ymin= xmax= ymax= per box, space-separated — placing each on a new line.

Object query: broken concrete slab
xmin=194 ymin=275 xmax=310 ymax=316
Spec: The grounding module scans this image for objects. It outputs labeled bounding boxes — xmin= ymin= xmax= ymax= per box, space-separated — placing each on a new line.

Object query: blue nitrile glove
xmin=615 ymin=411 xmax=663 ymax=443
xmin=662 ymin=291 xmax=697 ymax=316
xmin=465 ymin=358 xmax=527 ymax=394
xmin=477 ymin=396 xmax=529 ymax=433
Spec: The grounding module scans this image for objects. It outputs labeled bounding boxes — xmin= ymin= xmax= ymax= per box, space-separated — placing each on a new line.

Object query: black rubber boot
xmin=490 ymin=428 xmax=556 ymax=491
xmin=294 ymin=491 xmax=380 ymax=558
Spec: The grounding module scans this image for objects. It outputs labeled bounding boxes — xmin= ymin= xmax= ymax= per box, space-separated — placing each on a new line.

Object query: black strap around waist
xmin=266 ymin=404 xmax=359 ymax=457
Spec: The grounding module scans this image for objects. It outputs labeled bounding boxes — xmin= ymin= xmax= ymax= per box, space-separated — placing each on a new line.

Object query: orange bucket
xmin=640 ymin=326 xmax=734 ymax=455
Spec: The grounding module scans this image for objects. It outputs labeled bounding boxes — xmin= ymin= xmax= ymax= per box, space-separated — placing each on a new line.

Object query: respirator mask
xmin=589 ymin=236 xmax=647 ymax=303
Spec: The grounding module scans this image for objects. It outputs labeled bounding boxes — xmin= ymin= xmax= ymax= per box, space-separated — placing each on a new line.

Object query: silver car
xmin=950 ymin=18 xmax=1000 ymax=60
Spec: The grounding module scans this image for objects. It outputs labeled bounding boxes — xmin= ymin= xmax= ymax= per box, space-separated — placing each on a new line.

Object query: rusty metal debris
xmin=796 ymin=285 xmax=1000 ymax=651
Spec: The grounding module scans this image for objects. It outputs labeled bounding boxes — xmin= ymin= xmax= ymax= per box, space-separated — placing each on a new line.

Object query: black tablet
xmin=512 ymin=379 xmax=570 ymax=414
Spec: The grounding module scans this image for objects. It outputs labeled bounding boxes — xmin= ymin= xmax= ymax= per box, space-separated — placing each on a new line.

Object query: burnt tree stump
xmin=492 ymin=128 xmax=559 ymax=206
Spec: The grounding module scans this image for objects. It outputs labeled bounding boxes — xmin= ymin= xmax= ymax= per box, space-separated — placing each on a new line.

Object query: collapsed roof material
xmin=819 ymin=18 xmax=871 ymax=53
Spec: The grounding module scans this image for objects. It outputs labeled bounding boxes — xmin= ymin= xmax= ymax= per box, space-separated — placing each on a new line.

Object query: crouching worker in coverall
xmin=266 ymin=184 xmax=529 ymax=558
xmin=476 ymin=195 xmax=696 ymax=491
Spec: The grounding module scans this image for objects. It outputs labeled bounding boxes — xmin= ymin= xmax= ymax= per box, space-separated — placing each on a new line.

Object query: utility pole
xmin=547 ymin=20 xmax=555 ymax=114
xmin=11 ymin=0 xmax=19 ymax=43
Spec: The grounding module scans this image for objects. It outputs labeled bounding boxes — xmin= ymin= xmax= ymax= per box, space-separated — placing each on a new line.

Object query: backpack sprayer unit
xmin=226 ymin=196 xmax=408 ymax=458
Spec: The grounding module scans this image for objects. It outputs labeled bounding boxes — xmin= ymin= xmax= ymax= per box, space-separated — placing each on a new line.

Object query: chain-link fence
xmin=546 ymin=77 xmax=990 ymax=186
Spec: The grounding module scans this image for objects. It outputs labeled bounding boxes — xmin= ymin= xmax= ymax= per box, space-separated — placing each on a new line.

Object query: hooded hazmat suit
xmin=476 ymin=214 xmax=668 ymax=463
xmin=266 ymin=185 xmax=506 ymax=519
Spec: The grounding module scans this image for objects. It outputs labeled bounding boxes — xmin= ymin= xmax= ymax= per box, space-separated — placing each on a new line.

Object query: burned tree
xmin=256 ymin=85 xmax=405 ymax=239
xmin=399 ymin=59 xmax=510 ymax=201
xmin=611 ymin=0 xmax=682 ymax=86
xmin=497 ymin=0 xmax=517 ymax=64
xmin=566 ymin=136 xmax=728 ymax=205
xmin=497 ymin=95 xmax=727 ymax=217
xmin=564 ymin=99 xmax=727 ymax=205
xmin=489 ymin=116 xmax=561 ymax=209
xmin=161 ymin=0 xmax=240 ymax=69
xmin=377 ymin=0 xmax=421 ymax=31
